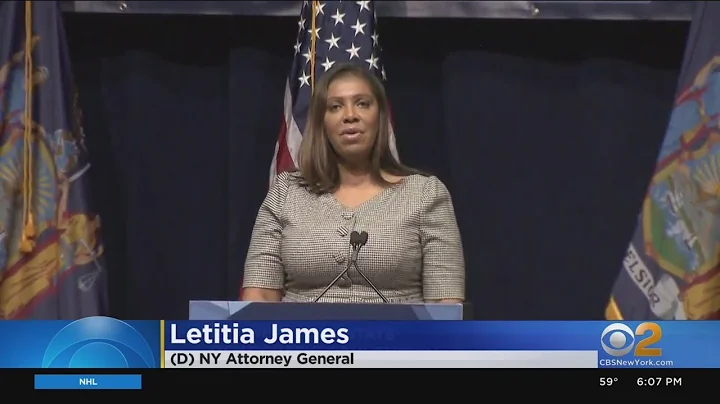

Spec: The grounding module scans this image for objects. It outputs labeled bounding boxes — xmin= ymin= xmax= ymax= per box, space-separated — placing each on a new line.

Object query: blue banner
xmin=1 ymin=318 xmax=719 ymax=368
xmin=164 ymin=320 xmax=720 ymax=368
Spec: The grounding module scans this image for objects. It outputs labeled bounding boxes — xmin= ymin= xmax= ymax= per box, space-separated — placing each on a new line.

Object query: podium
xmin=189 ymin=300 xmax=469 ymax=320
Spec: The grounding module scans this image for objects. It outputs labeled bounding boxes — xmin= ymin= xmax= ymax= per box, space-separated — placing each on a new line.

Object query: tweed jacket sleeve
xmin=419 ymin=177 xmax=466 ymax=300
xmin=242 ymin=172 xmax=291 ymax=290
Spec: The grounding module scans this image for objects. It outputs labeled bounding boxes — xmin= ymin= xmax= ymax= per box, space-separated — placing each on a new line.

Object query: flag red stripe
xmin=275 ymin=119 xmax=296 ymax=175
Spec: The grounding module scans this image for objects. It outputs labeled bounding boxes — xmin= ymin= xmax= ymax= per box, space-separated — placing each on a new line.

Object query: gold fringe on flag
xmin=20 ymin=0 xmax=35 ymax=253
xmin=604 ymin=297 xmax=624 ymax=321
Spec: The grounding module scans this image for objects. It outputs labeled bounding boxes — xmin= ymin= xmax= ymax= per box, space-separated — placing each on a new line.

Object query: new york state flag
xmin=0 ymin=1 xmax=107 ymax=319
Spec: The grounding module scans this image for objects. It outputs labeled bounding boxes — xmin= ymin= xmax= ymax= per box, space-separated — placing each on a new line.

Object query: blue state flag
xmin=607 ymin=2 xmax=720 ymax=321
xmin=0 ymin=1 xmax=107 ymax=319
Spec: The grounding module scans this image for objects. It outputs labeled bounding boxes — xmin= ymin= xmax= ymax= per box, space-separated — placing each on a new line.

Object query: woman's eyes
xmin=329 ymin=101 xmax=370 ymax=111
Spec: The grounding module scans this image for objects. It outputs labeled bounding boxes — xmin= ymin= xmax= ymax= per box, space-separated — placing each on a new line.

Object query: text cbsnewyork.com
xmin=172 ymin=351 xmax=355 ymax=367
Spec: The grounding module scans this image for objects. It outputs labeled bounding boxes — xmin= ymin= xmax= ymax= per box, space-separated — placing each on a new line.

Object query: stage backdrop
xmin=64 ymin=13 xmax=688 ymax=320
xmin=60 ymin=1 xmax=695 ymax=21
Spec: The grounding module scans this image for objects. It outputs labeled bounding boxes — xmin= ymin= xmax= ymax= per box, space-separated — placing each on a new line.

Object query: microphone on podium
xmin=313 ymin=230 xmax=389 ymax=303
xmin=350 ymin=231 xmax=389 ymax=303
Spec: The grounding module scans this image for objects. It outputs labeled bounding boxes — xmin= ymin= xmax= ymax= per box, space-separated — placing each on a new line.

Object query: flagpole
xmin=309 ymin=1 xmax=318 ymax=92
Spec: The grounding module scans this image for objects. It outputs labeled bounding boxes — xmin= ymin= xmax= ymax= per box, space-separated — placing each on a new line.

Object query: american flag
xmin=269 ymin=0 xmax=399 ymax=187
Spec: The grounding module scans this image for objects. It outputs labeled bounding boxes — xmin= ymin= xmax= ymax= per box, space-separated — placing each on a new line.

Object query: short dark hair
xmin=296 ymin=63 xmax=421 ymax=194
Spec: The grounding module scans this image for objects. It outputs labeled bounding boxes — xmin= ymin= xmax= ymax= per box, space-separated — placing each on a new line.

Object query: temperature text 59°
xmin=600 ymin=377 xmax=619 ymax=386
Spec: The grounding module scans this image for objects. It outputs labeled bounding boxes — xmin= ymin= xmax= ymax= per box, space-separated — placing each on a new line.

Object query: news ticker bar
xmin=14 ymin=369 xmax=712 ymax=396
xmin=164 ymin=350 xmax=598 ymax=368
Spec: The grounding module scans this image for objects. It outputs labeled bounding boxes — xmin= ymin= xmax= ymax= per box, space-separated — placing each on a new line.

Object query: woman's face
xmin=323 ymin=74 xmax=379 ymax=162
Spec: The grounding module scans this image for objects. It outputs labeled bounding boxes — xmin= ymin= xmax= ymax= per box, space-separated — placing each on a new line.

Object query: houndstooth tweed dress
xmin=243 ymin=171 xmax=465 ymax=303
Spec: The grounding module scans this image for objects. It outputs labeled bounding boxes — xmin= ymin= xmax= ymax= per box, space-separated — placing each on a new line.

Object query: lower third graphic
xmin=42 ymin=316 xmax=156 ymax=368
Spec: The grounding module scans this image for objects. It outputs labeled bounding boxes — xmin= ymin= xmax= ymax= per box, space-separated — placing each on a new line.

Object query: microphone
xmin=350 ymin=231 xmax=389 ymax=303
xmin=313 ymin=230 xmax=388 ymax=303
xmin=349 ymin=230 xmax=367 ymax=263
xmin=313 ymin=232 xmax=363 ymax=302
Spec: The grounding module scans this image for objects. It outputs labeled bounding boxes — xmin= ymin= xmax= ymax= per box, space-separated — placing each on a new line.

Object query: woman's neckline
xmin=327 ymin=175 xmax=414 ymax=211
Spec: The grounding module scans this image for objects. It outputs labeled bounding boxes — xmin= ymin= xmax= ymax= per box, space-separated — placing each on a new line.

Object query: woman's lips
xmin=340 ymin=129 xmax=363 ymax=141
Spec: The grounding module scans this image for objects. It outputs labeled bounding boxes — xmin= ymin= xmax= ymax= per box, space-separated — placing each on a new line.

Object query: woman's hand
xmin=242 ymin=287 xmax=283 ymax=302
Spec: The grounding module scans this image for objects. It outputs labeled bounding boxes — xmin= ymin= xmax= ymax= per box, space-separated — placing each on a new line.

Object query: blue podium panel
xmin=189 ymin=301 xmax=464 ymax=320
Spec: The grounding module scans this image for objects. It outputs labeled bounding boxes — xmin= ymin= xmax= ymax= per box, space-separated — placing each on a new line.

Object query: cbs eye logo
xmin=41 ymin=316 xmax=156 ymax=368
xmin=600 ymin=322 xmax=662 ymax=357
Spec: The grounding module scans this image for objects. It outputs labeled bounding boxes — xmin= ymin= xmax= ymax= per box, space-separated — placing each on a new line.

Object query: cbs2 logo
xmin=601 ymin=322 xmax=662 ymax=357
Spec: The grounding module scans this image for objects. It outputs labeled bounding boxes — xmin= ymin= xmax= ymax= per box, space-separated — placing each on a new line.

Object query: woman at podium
xmin=242 ymin=63 xmax=465 ymax=304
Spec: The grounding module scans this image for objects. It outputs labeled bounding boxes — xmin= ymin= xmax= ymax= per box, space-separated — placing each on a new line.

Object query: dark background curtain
xmin=64 ymin=14 xmax=688 ymax=320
